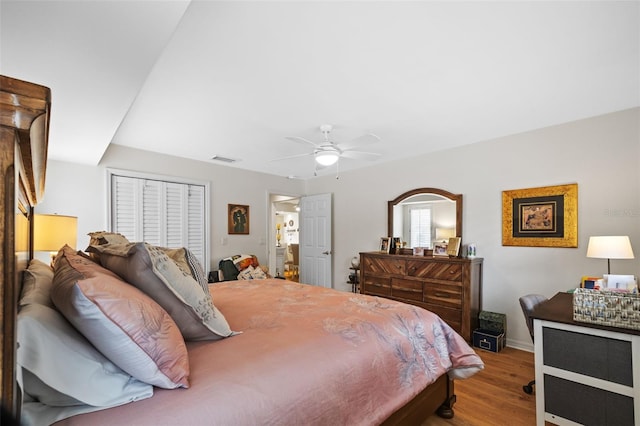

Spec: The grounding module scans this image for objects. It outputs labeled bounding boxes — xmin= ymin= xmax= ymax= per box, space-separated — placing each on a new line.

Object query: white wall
xmin=307 ymin=108 xmax=640 ymax=350
xmin=36 ymin=144 xmax=305 ymax=271
xmin=37 ymin=108 xmax=639 ymax=351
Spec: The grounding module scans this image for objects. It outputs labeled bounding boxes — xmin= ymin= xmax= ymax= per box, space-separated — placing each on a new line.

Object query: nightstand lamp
xmin=33 ymin=214 xmax=78 ymax=263
xmin=586 ymin=235 xmax=635 ymax=275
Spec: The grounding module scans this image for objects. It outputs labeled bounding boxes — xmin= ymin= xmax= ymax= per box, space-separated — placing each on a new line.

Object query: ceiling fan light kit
xmin=271 ymin=124 xmax=382 ymax=176
xmin=315 ymin=150 xmax=340 ymax=166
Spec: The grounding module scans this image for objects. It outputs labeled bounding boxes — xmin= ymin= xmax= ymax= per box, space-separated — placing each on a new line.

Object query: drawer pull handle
xmin=434 ymin=292 xmax=448 ymax=298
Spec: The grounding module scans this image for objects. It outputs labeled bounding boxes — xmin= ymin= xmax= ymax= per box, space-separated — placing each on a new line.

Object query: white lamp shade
xmin=33 ymin=214 xmax=78 ymax=251
xmin=435 ymin=228 xmax=455 ymax=241
xmin=586 ymin=236 xmax=634 ymax=259
xmin=315 ymin=151 xmax=339 ymax=166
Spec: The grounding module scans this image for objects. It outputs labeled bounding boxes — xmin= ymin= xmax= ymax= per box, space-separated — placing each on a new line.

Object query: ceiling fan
xmin=271 ymin=124 xmax=382 ymax=170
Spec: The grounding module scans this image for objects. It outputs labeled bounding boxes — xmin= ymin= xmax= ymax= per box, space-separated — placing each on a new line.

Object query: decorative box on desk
xmin=573 ymin=288 xmax=640 ymax=331
xmin=472 ymin=329 xmax=505 ymax=352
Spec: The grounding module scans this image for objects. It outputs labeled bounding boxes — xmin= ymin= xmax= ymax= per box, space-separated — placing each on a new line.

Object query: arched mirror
xmin=388 ymin=188 xmax=462 ymax=249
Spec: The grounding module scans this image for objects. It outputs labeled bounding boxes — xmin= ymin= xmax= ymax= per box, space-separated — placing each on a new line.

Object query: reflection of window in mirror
xmin=409 ymin=207 xmax=431 ymax=247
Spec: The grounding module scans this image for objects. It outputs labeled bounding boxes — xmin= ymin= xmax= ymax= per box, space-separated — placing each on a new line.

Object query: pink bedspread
xmin=56 ymin=279 xmax=483 ymax=425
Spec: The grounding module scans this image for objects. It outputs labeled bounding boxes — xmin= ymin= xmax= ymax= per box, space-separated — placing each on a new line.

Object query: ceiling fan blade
xmin=269 ymin=152 xmax=313 ymax=162
xmin=286 ymin=136 xmax=322 ymax=147
xmin=340 ymin=150 xmax=382 ymax=161
xmin=338 ymin=133 xmax=381 ymax=150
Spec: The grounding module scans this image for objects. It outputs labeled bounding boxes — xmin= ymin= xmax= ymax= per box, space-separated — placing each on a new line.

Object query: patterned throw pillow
xmin=237 ymin=265 xmax=255 ymax=280
xmin=161 ymin=247 xmax=209 ymax=295
xmin=88 ymin=242 xmax=235 ymax=341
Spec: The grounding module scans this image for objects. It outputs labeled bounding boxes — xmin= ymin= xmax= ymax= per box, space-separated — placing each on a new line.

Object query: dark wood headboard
xmin=0 ymin=75 xmax=50 ymax=422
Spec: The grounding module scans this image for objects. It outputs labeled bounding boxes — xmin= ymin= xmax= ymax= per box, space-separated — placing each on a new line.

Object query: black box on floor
xmin=479 ymin=311 xmax=507 ymax=336
xmin=472 ymin=328 xmax=505 ymax=352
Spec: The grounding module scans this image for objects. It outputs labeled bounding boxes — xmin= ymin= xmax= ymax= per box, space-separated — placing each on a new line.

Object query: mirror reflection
xmin=388 ymin=188 xmax=462 ymax=249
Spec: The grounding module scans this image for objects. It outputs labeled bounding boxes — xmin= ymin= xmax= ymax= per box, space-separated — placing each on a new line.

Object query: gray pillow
xmin=20 ymin=259 xmax=54 ymax=308
xmin=89 ymin=242 xmax=235 ymax=341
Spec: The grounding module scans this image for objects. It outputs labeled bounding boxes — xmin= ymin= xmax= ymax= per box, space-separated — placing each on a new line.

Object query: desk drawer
xmin=424 ymin=284 xmax=462 ymax=308
xmin=391 ymin=278 xmax=423 ymax=302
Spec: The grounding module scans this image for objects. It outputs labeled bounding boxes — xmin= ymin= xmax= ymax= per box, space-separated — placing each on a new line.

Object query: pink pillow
xmin=51 ymin=245 xmax=190 ymax=389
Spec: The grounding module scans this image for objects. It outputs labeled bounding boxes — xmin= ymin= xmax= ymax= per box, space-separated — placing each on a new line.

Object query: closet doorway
xmin=270 ymin=194 xmax=300 ymax=282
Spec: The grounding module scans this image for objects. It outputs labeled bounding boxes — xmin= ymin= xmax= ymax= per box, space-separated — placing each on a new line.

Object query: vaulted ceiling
xmin=2 ymin=1 xmax=638 ymax=179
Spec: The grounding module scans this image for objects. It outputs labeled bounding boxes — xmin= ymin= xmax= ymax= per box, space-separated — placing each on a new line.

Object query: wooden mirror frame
xmin=387 ymin=187 xmax=463 ymax=244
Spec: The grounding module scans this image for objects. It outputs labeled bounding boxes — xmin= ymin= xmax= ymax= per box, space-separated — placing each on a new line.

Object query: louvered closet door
xmin=111 ymin=174 xmax=207 ymax=270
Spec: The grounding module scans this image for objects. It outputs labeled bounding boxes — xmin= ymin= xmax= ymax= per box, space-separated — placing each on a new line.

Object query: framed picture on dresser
xmin=433 ymin=242 xmax=448 ymax=257
xmin=447 ymin=237 xmax=461 ymax=257
xmin=379 ymin=237 xmax=390 ymax=253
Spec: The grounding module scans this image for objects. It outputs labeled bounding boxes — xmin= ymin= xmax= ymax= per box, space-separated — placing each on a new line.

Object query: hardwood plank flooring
xmin=422 ymin=347 xmax=537 ymax=426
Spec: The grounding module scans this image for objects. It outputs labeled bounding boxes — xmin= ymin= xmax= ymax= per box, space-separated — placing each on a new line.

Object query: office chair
xmin=518 ymin=294 xmax=548 ymax=395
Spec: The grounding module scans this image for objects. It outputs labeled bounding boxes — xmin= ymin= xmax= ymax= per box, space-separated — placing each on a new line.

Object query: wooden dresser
xmin=360 ymin=252 xmax=483 ymax=341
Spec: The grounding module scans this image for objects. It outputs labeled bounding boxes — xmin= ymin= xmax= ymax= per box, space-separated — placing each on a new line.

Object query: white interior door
xmin=299 ymin=193 xmax=332 ymax=288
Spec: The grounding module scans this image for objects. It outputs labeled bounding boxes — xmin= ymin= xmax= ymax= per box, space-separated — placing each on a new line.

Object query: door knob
xmin=322 ymin=251 xmax=332 ymax=255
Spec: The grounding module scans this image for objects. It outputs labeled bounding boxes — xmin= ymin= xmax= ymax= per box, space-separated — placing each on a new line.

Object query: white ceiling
xmin=2 ymin=1 xmax=638 ymax=179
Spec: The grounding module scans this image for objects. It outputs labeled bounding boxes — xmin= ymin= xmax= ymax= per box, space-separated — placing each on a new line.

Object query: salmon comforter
xmin=57 ymin=279 xmax=483 ymax=425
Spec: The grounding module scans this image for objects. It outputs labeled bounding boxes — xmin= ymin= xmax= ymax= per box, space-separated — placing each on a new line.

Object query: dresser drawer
xmin=362 ymin=277 xmax=391 ymax=297
xmin=407 ymin=260 xmax=462 ymax=282
xmin=391 ymin=278 xmax=423 ymax=302
xmin=362 ymin=255 xmax=405 ymax=275
xmin=424 ymin=284 xmax=462 ymax=308
xmin=426 ymin=304 xmax=462 ymax=332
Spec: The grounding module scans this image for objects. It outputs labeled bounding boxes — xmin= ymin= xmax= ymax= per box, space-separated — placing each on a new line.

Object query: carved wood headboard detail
xmin=0 ymin=75 xmax=51 ymax=421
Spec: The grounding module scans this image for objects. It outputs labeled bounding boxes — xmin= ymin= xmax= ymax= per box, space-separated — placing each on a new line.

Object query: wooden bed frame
xmin=1 ymin=74 xmax=51 ymax=423
xmin=0 ymin=75 xmax=456 ymax=424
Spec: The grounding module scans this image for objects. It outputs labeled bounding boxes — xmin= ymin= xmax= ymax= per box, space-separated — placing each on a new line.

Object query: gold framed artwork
xmin=502 ymin=183 xmax=578 ymax=247
xmin=228 ymin=204 xmax=250 ymax=235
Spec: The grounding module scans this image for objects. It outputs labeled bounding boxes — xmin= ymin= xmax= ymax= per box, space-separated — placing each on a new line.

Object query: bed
xmin=2 ymin=75 xmax=483 ymax=425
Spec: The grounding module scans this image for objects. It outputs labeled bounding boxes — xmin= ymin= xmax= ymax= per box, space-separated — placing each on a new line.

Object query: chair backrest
xmin=291 ymin=244 xmax=299 ymax=265
xmin=518 ymin=294 xmax=548 ymax=342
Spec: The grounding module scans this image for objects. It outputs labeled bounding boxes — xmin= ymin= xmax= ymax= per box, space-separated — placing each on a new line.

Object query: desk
xmin=531 ymin=292 xmax=640 ymax=425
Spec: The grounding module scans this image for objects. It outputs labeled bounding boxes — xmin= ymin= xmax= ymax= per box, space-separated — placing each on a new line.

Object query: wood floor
xmin=422 ymin=347 xmax=537 ymax=426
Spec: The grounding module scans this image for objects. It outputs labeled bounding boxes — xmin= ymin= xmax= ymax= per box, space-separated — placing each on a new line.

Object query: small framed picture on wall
xmin=228 ymin=204 xmax=250 ymax=235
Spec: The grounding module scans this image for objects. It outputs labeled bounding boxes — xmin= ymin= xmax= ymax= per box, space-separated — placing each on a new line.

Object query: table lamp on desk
xmin=586 ymin=235 xmax=635 ymax=275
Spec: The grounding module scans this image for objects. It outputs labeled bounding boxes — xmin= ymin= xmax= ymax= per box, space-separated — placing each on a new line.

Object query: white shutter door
xmin=165 ymin=182 xmax=185 ymax=248
xmin=111 ymin=175 xmax=140 ymax=241
xmin=109 ymin=170 xmax=208 ymax=271
xmin=142 ymin=180 xmax=163 ymax=246
xmin=187 ymin=185 xmax=205 ymax=267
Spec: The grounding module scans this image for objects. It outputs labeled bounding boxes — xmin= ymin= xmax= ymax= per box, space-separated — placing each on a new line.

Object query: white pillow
xmin=17 ymin=303 xmax=153 ymax=425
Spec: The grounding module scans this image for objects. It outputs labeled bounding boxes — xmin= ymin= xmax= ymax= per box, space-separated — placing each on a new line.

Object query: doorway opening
xmin=270 ymin=194 xmax=300 ymax=282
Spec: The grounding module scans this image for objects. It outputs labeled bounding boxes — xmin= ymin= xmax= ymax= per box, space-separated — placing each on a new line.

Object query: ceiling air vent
xmin=210 ymin=155 xmax=238 ymax=163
